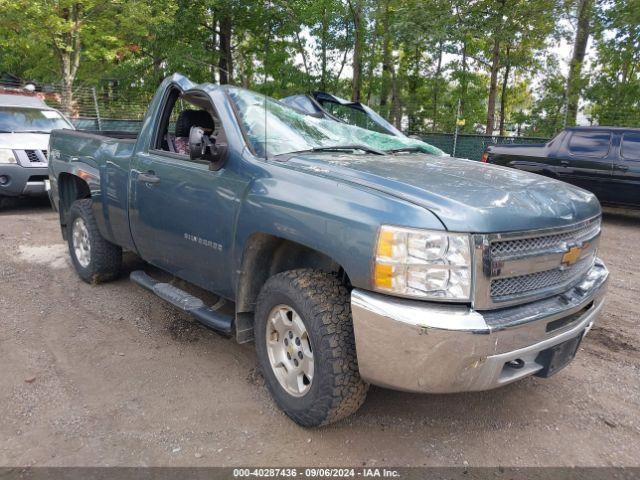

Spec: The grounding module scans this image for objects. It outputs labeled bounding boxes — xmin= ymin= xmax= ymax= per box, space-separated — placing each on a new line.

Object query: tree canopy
xmin=1 ymin=0 xmax=638 ymax=134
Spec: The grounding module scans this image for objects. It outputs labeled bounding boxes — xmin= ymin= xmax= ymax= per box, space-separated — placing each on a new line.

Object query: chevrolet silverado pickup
xmin=48 ymin=74 xmax=609 ymax=427
xmin=483 ymin=126 xmax=640 ymax=208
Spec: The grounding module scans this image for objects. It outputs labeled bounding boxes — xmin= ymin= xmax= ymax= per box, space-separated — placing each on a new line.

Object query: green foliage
xmin=522 ymin=56 xmax=568 ymax=136
xmin=0 ymin=0 xmax=638 ymax=132
xmin=584 ymin=0 xmax=640 ymax=127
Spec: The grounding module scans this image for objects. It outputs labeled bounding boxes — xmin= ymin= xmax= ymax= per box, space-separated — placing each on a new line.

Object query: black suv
xmin=483 ymin=127 xmax=640 ymax=208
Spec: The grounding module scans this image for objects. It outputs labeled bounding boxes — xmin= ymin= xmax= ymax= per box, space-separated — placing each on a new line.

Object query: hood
xmin=0 ymin=132 xmax=50 ymax=150
xmin=279 ymin=153 xmax=601 ymax=233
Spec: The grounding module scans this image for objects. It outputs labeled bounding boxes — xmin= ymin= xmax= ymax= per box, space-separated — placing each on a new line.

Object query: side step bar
xmin=130 ymin=271 xmax=233 ymax=335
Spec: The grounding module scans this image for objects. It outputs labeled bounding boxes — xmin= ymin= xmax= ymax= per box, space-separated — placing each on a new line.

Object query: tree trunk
xmin=391 ymin=66 xmax=401 ymax=129
xmin=218 ymin=13 xmax=233 ymax=84
xmin=565 ymin=0 xmax=593 ymax=126
xmin=407 ymin=45 xmax=420 ymax=132
xmin=320 ymin=7 xmax=328 ymax=90
xmin=432 ymin=41 xmax=443 ymax=132
xmin=210 ymin=10 xmax=217 ymax=83
xmin=335 ymin=22 xmax=350 ymax=84
xmin=485 ymin=35 xmax=501 ymax=135
xmin=379 ymin=0 xmax=392 ymax=117
xmin=460 ymin=39 xmax=468 ymax=123
xmin=350 ymin=0 xmax=364 ymax=102
xmin=60 ymin=78 xmax=74 ymax=116
xmin=364 ymin=2 xmax=382 ymax=105
xmin=56 ymin=3 xmax=82 ymax=115
xmin=485 ymin=0 xmax=506 ymax=135
xmin=294 ymin=30 xmax=311 ymax=81
xmin=499 ymin=46 xmax=511 ymax=136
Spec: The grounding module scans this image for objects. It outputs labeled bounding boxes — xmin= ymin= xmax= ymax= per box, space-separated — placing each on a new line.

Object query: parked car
xmin=281 ymin=91 xmax=405 ymax=137
xmin=0 ymin=93 xmax=73 ymax=200
xmin=48 ymin=74 xmax=608 ymax=427
xmin=482 ymin=126 xmax=640 ymax=208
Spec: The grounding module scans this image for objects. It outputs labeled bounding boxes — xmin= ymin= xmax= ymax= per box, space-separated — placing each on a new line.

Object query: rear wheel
xmin=254 ymin=269 xmax=368 ymax=427
xmin=67 ymin=198 xmax=122 ymax=283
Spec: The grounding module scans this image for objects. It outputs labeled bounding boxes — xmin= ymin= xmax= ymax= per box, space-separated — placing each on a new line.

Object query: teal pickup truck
xmin=48 ymin=74 xmax=608 ymax=427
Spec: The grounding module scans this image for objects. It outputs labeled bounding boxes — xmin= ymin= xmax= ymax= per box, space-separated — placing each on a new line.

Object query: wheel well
xmin=234 ymin=233 xmax=349 ymax=342
xmin=58 ymin=173 xmax=91 ymax=239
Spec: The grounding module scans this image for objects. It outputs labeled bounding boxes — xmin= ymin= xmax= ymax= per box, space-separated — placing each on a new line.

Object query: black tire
xmin=66 ymin=198 xmax=122 ymax=284
xmin=254 ymin=269 xmax=368 ymax=427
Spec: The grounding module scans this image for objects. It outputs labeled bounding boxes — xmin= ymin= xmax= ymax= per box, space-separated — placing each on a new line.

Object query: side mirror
xmin=188 ymin=126 xmax=227 ymax=170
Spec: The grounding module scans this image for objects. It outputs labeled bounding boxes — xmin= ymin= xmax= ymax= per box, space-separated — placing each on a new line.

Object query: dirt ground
xmin=1 ymin=198 xmax=639 ymax=467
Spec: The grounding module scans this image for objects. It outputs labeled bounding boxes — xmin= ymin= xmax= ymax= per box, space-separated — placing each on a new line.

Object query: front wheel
xmin=67 ymin=198 xmax=122 ymax=283
xmin=254 ymin=269 xmax=368 ymax=427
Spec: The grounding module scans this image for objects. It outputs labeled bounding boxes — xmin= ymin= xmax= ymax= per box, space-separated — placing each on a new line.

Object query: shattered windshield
xmin=228 ymin=88 xmax=443 ymax=158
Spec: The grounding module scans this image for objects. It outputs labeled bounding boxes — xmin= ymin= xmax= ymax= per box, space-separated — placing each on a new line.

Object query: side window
xmin=621 ymin=132 xmax=640 ymax=161
xmin=153 ymin=89 xmax=221 ymax=159
xmin=568 ymin=131 xmax=611 ymax=158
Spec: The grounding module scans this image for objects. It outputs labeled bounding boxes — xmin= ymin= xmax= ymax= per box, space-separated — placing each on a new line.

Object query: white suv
xmin=0 ymin=93 xmax=73 ymax=199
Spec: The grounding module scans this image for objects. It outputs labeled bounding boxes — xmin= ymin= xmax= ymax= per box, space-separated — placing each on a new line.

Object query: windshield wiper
xmin=385 ymin=147 xmax=424 ymax=154
xmin=284 ymin=144 xmax=385 ymax=156
xmin=20 ymin=130 xmax=51 ymax=134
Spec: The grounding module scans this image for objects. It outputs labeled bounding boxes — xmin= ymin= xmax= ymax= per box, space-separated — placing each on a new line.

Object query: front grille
xmin=475 ymin=217 xmax=602 ymax=308
xmin=490 ymin=254 xmax=595 ymax=299
xmin=491 ymin=218 xmax=600 ymax=258
xmin=25 ymin=150 xmax=40 ymax=162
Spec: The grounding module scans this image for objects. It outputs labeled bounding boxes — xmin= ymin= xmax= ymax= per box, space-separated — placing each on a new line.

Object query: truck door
xmin=555 ymin=129 xmax=614 ymax=200
xmin=128 ymin=88 xmax=247 ymax=298
xmin=608 ymin=131 xmax=640 ymax=207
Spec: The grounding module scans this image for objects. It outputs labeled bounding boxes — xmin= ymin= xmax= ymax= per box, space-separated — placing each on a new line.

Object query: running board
xmin=130 ymin=270 xmax=233 ymax=335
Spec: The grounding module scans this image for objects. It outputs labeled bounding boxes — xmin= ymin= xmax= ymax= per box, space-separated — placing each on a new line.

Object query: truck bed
xmin=75 ymin=130 xmax=139 ymax=140
xmin=49 ymin=127 xmax=139 ymax=251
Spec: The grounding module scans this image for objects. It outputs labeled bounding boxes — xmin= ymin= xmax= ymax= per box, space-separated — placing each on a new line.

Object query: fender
xmin=232 ymin=160 xmax=446 ymax=295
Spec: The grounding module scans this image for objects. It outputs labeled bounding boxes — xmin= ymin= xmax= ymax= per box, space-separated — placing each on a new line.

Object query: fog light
xmin=0 ymin=175 xmax=9 ymax=185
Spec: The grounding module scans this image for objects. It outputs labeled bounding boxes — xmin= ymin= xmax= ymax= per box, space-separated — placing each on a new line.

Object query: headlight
xmin=373 ymin=225 xmax=472 ymax=301
xmin=0 ymin=149 xmax=17 ymax=164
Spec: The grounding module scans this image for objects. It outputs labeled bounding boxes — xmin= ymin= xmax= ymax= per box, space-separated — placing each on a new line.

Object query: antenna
xmin=264 ymin=2 xmax=270 ymax=161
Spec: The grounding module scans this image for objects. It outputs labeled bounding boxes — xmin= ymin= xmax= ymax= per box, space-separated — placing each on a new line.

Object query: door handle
xmin=137 ymin=172 xmax=160 ymax=184
xmin=616 ymin=165 xmax=629 ymax=172
xmin=560 ymin=160 xmax=570 ymax=166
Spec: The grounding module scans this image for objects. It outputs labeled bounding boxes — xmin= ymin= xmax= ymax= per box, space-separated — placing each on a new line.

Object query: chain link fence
xmin=3 ymin=77 xmax=554 ymax=159
xmin=1 ymin=78 xmax=149 ymax=132
xmin=413 ymin=132 xmax=550 ymax=161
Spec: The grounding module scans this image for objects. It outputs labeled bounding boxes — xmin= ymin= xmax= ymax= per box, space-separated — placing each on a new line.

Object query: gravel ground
xmin=1 ymin=198 xmax=639 ymax=467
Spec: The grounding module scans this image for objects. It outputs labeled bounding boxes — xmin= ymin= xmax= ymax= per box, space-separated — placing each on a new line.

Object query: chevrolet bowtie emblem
xmin=562 ymin=244 xmax=587 ymax=266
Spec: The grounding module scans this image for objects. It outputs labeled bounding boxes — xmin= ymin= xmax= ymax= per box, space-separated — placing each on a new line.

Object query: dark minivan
xmin=483 ymin=127 xmax=640 ymax=208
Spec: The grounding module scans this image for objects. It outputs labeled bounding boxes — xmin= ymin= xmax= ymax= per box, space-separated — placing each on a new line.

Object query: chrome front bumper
xmin=351 ymin=259 xmax=608 ymax=393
